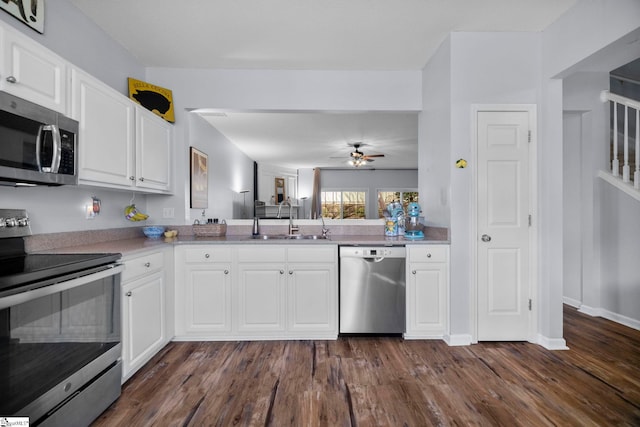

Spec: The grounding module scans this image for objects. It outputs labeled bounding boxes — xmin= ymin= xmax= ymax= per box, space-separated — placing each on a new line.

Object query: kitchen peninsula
xmin=26 ymin=222 xmax=449 ymax=380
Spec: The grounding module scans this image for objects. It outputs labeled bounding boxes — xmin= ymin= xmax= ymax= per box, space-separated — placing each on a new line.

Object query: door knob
xmin=481 ymin=234 xmax=492 ymax=242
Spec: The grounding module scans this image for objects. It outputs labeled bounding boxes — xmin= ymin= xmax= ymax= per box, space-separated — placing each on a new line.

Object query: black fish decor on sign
xmin=128 ymin=77 xmax=175 ymax=123
xmin=0 ymin=0 xmax=44 ymax=33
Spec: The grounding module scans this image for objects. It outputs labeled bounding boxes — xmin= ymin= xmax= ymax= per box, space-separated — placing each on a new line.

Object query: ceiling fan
xmin=347 ymin=143 xmax=384 ymax=167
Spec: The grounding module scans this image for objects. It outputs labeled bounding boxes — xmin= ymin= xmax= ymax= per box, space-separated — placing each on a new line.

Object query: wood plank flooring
xmin=92 ymin=306 xmax=640 ymax=426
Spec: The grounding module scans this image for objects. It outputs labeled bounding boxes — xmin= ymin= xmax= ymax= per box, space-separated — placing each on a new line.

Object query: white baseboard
xmin=562 ymin=296 xmax=582 ymax=308
xmin=578 ymin=305 xmax=640 ymax=331
xmin=578 ymin=304 xmax=600 ymax=317
xmin=535 ymin=334 xmax=569 ymax=350
xmin=444 ymin=334 xmax=472 ymax=346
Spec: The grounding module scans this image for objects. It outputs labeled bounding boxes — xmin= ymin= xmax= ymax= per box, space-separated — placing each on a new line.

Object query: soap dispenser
xmin=252 ymin=217 xmax=260 ymax=236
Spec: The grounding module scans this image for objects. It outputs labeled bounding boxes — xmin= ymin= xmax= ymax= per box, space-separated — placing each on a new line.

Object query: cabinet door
xmin=135 ymin=106 xmax=171 ymax=192
xmin=287 ymin=263 xmax=337 ymax=333
xmin=71 ymin=68 xmax=135 ymax=188
xmin=122 ymin=272 xmax=165 ymax=379
xmin=237 ymin=264 xmax=285 ymax=332
xmin=183 ymin=264 xmax=231 ymax=333
xmin=406 ymin=262 xmax=448 ymax=337
xmin=0 ymin=28 xmax=67 ymax=113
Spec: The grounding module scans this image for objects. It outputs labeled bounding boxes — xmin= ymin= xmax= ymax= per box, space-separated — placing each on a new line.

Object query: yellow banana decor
xmin=124 ymin=204 xmax=149 ymax=222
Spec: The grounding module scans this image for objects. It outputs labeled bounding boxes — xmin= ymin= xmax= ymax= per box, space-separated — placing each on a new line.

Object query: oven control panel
xmin=0 ymin=208 xmax=32 ymax=237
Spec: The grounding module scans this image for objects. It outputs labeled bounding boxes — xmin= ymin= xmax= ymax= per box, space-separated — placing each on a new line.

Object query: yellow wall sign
xmin=127 ymin=77 xmax=175 ymax=123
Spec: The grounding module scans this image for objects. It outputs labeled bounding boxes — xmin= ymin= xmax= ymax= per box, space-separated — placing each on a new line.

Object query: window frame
xmin=320 ymin=188 xmax=369 ymax=219
xmin=376 ymin=188 xmax=419 ymax=218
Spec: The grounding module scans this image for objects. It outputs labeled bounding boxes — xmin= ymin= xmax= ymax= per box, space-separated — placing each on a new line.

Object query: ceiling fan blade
xmin=364 ymin=154 xmax=385 ymax=158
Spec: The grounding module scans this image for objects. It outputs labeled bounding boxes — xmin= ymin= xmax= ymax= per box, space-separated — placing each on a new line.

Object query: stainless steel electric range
xmin=0 ymin=209 xmax=123 ymax=426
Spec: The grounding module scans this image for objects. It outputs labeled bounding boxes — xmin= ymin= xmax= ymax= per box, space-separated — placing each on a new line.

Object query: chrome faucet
xmin=321 ymin=216 xmax=329 ymax=238
xmin=288 ymin=202 xmax=299 ymax=235
xmin=277 ymin=200 xmax=299 ymax=235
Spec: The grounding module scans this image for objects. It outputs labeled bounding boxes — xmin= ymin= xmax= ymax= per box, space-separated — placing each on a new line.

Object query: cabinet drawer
xmin=287 ymin=245 xmax=336 ymax=263
xmin=237 ymin=246 xmax=286 ymax=263
xmin=122 ymin=251 xmax=164 ymax=282
xmin=184 ymin=246 xmax=232 ymax=263
xmin=408 ymin=245 xmax=448 ymax=263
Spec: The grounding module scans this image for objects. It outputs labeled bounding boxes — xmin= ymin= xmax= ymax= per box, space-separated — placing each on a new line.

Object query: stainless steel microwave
xmin=0 ymin=91 xmax=78 ymax=186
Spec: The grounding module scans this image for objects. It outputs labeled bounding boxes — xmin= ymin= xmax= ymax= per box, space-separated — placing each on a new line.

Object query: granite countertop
xmin=30 ymin=226 xmax=449 ymax=256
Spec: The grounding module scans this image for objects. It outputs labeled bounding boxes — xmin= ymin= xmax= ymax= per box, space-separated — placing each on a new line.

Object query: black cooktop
xmin=0 ymin=252 xmax=121 ymax=297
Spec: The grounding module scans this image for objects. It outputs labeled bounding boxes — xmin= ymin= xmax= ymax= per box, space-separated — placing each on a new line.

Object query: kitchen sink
xmin=251 ymin=234 xmax=328 ymax=240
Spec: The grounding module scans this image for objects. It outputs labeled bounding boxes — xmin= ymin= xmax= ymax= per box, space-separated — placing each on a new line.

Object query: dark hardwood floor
xmin=92 ymin=306 xmax=640 ymax=426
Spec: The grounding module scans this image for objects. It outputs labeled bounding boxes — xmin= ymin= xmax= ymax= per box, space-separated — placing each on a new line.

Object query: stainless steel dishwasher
xmin=339 ymin=246 xmax=406 ymax=334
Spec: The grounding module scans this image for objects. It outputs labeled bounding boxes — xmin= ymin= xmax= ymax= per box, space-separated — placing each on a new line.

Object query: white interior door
xmin=477 ymin=109 xmax=533 ymax=341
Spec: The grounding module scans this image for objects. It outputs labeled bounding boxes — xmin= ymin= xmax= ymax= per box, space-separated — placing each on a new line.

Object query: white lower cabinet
xmin=237 ymin=268 xmax=286 ymax=334
xmin=174 ymin=244 xmax=338 ymax=341
xmin=121 ymin=248 xmax=172 ymax=381
xmin=175 ymin=246 xmax=232 ymax=336
xmin=287 ymin=247 xmax=337 ymax=335
xmin=405 ymin=245 xmax=449 ymax=339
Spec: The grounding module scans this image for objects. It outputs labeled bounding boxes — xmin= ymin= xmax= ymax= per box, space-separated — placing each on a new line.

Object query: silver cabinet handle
xmin=139 ymin=177 xmax=144 ymax=181
xmin=126 ymin=291 xmax=132 ymax=297
xmin=426 ymin=253 xmax=431 ymax=258
xmin=289 ymin=270 xmax=293 ymax=275
xmin=205 ymin=253 xmax=210 ymax=259
xmin=280 ymin=270 xmax=284 ymax=274
xmin=129 ymin=176 xmax=135 ymax=181
xmin=481 ymin=234 xmax=492 ymax=242
xmin=412 ymin=270 xmax=416 ymax=275
xmin=6 ymin=76 xmax=16 ymax=83
xmin=144 ymin=262 xmax=151 ymax=267
xmin=224 ymin=270 xmax=229 ymax=274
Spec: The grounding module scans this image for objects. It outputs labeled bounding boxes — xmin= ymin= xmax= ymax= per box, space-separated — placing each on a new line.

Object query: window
xmin=321 ymin=190 xmax=366 ymax=219
xmin=377 ymin=190 xmax=419 ymax=218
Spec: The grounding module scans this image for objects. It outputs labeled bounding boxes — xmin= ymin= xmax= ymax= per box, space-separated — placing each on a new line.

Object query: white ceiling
xmin=69 ymin=0 xmax=576 ymax=169
xmin=194 ymin=110 xmax=419 ymax=169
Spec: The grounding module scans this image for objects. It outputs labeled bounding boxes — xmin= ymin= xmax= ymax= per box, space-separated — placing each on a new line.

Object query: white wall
xmin=0 ymin=185 xmax=152 ymax=234
xmin=542 ymin=0 xmax=640 ymax=334
xmin=599 ymin=181 xmax=640 ymax=323
xmin=562 ymin=111 xmax=583 ymax=306
xmin=187 ymin=113 xmax=254 ymax=221
xmin=145 ymin=68 xmax=422 ymax=224
xmin=562 ymin=72 xmax=610 ymax=312
xmin=420 ymin=36 xmax=451 ymax=228
xmin=449 ymin=32 xmax=540 ymax=338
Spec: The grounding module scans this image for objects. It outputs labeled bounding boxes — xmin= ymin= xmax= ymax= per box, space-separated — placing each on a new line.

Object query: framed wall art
xmin=1 ymin=0 xmax=45 ymax=33
xmin=190 ymin=147 xmax=208 ymax=209
xmin=128 ymin=77 xmax=175 ymax=123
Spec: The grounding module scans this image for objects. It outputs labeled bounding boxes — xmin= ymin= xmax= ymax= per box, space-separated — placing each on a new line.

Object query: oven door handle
xmin=0 ymin=263 xmax=124 ymax=310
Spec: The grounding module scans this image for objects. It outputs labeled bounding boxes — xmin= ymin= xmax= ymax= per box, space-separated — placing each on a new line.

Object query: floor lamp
xmin=300 ymin=196 xmax=308 ymax=219
xmin=239 ymin=190 xmax=250 ymax=218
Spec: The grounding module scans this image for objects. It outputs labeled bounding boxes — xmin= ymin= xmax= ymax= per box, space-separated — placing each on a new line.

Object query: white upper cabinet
xmin=71 ymin=68 xmax=172 ymax=193
xmin=0 ymin=22 xmax=172 ymax=193
xmin=71 ymin=67 xmax=136 ymax=188
xmin=135 ymin=105 xmax=172 ymax=192
xmin=0 ymin=26 xmax=67 ymax=113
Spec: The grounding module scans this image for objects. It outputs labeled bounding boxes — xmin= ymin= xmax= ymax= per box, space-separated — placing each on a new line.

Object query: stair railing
xmin=601 ymin=90 xmax=639 ymax=189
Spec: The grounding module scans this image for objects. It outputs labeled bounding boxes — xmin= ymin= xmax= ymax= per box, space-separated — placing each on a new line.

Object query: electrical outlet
xmin=85 ymin=205 xmax=96 ymax=219
xmin=163 ymin=207 xmax=175 ymax=218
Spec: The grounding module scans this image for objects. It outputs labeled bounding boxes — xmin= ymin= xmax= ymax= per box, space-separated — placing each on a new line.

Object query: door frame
xmin=470 ymin=104 xmax=538 ymax=343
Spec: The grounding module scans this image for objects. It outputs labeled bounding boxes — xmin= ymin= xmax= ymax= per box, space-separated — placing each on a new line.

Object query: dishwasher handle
xmin=363 ymin=257 xmax=386 ymax=263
